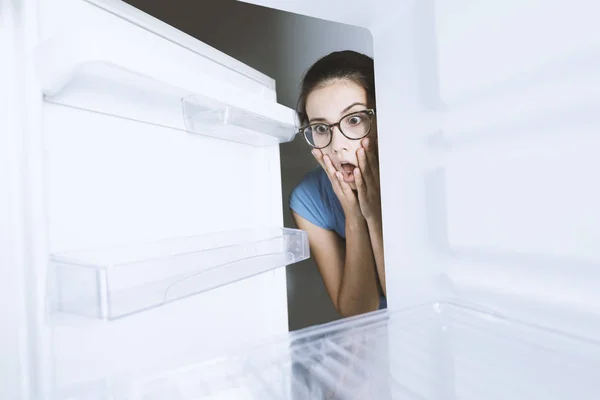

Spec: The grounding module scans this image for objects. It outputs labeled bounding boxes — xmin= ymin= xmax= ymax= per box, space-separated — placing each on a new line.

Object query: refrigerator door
xmin=4 ymin=0 xmax=306 ymax=398
xmin=240 ymin=0 xmax=600 ymax=338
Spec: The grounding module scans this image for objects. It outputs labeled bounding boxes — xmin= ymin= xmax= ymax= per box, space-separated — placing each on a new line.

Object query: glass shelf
xmin=56 ymin=302 xmax=600 ymax=399
xmin=49 ymin=228 xmax=309 ymax=320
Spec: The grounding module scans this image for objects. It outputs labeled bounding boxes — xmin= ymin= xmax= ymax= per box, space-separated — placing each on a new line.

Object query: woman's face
xmin=305 ymin=79 xmax=377 ymax=190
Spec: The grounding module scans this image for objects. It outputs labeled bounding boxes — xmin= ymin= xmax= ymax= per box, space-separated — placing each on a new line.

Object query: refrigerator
xmin=2 ymin=0 xmax=600 ymax=398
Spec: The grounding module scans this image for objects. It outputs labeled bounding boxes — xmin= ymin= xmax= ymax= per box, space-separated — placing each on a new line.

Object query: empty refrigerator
xmin=2 ymin=0 xmax=600 ymax=398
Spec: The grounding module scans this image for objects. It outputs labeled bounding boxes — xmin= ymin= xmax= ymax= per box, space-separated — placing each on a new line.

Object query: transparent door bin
xmin=182 ymin=94 xmax=296 ymax=146
xmin=41 ymin=61 xmax=193 ymax=130
xmin=39 ymin=56 xmax=297 ymax=146
xmin=71 ymin=302 xmax=600 ymax=399
xmin=49 ymin=228 xmax=309 ymax=320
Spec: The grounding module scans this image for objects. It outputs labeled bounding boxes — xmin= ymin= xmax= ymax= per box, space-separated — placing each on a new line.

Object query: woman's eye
xmin=314 ymin=125 xmax=329 ymax=134
xmin=347 ymin=116 xmax=363 ymax=125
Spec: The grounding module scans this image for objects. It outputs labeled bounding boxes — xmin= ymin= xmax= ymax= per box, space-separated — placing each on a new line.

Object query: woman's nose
xmin=330 ymin=126 xmax=349 ymax=153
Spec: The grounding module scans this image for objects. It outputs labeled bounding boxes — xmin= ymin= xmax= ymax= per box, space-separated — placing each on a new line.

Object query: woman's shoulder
xmin=290 ymin=167 xmax=328 ymax=205
xmin=296 ymin=166 xmax=328 ymax=189
xmin=289 ymin=167 xmax=334 ymax=230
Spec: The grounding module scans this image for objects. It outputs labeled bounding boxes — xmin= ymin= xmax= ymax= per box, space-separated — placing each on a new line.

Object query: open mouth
xmin=340 ymin=162 xmax=357 ymax=183
xmin=341 ymin=162 xmax=356 ymax=174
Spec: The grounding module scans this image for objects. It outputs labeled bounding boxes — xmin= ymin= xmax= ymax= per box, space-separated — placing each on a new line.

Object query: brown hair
xmin=296 ymin=50 xmax=376 ymax=128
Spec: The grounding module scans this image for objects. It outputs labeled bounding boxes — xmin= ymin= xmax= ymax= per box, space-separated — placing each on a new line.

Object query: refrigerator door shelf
xmin=49 ymin=227 xmax=309 ymax=321
xmin=39 ymin=58 xmax=297 ymax=146
xmin=182 ymin=94 xmax=296 ymax=146
xmin=53 ymin=301 xmax=600 ymax=399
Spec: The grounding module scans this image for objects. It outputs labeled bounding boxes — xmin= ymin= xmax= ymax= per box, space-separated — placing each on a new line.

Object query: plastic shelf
xmin=38 ymin=31 xmax=297 ymax=147
xmin=49 ymin=228 xmax=309 ymax=320
xmin=64 ymin=302 xmax=600 ymax=399
xmin=182 ymin=94 xmax=295 ymax=146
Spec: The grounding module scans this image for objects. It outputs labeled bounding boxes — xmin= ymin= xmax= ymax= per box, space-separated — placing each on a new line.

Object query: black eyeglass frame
xmin=297 ymin=108 xmax=376 ymax=149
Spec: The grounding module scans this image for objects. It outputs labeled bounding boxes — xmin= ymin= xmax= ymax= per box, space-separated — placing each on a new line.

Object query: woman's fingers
xmin=311 ymin=149 xmax=327 ymax=172
xmin=313 ymin=149 xmax=334 ymax=180
xmin=323 ymin=154 xmax=338 ymax=177
xmin=361 ymin=138 xmax=379 ymax=182
xmin=336 ymin=171 xmax=356 ymax=200
xmin=354 ymin=167 xmax=369 ymax=217
xmin=313 ymin=150 xmax=346 ymax=198
xmin=354 ymin=167 xmax=367 ymax=204
xmin=313 ymin=149 xmax=333 ymax=177
xmin=357 ymin=147 xmax=375 ymax=188
xmin=331 ymin=157 xmax=357 ymax=203
xmin=323 ymin=155 xmax=346 ymax=195
xmin=313 ymin=150 xmax=361 ymax=207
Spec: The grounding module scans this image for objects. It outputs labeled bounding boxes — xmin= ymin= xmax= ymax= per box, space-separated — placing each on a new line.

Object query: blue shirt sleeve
xmin=289 ymin=169 xmax=331 ymax=231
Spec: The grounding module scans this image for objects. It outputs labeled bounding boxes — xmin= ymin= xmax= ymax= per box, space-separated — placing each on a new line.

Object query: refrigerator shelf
xmin=55 ymin=301 xmax=600 ymax=399
xmin=49 ymin=227 xmax=309 ymax=320
xmin=182 ymin=94 xmax=295 ymax=146
xmin=38 ymin=50 xmax=297 ymax=146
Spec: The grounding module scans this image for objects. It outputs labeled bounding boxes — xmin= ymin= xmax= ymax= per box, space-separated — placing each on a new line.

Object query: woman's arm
xmin=355 ymin=138 xmax=386 ymax=296
xmin=366 ymin=217 xmax=386 ymax=296
xmin=292 ymin=211 xmax=380 ymax=317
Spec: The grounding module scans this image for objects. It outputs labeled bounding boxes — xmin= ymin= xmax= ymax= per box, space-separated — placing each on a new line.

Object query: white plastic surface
xmin=51 ymin=302 xmax=600 ymax=399
xmin=241 ymin=0 xmax=600 ymax=339
xmin=50 ymin=228 xmax=308 ymax=320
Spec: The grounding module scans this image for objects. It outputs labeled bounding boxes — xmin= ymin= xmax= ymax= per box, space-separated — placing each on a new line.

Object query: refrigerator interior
xmin=4 ymin=0 xmax=600 ymax=398
xmin=26 ymin=0 xmax=312 ymax=397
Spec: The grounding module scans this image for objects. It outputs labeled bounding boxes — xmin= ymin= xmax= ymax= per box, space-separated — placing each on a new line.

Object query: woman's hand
xmin=312 ymin=149 xmax=363 ymax=221
xmin=354 ymin=138 xmax=382 ymax=224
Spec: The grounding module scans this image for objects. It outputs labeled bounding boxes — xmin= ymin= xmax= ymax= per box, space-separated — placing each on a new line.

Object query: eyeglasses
xmin=298 ymin=109 xmax=376 ymax=149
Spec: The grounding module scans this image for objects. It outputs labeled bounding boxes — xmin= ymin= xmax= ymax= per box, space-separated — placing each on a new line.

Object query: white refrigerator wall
xmin=37 ymin=0 xmax=291 ymax=394
xmin=434 ymin=0 xmax=600 ymax=335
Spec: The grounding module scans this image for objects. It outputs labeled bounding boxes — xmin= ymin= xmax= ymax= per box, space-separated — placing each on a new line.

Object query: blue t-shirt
xmin=289 ymin=167 xmax=346 ymax=238
xmin=289 ymin=167 xmax=387 ymax=310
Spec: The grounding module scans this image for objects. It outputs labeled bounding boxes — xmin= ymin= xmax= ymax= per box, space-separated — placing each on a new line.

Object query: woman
xmin=289 ymin=50 xmax=386 ymax=318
